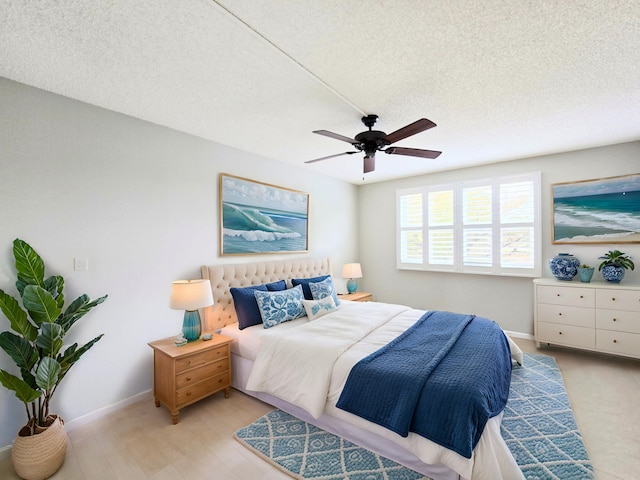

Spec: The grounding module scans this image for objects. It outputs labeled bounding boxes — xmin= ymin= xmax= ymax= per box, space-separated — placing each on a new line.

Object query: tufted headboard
xmin=200 ymin=258 xmax=332 ymax=331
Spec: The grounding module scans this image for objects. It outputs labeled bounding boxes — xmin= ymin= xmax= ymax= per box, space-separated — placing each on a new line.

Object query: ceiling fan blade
xmin=305 ymin=151 xmax=357 ymax=164
xmin=363 ymin=155 xmax=375 ymax=173
xmin=313 ymin=130 xmax=359 ymax=145
xmin=384 ymin=119 xmax=437 ymax=145
xmin=385 ymin=146 xmax=442 ymax=159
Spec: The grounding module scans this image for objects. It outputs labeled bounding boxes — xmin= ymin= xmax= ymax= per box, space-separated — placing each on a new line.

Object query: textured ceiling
xmin=2 ymin=1 xmax=639 ymax=184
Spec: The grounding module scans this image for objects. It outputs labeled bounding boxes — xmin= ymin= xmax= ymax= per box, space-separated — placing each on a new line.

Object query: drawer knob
xmin=556 ymin=294 xmax=560 ymax=297
xmin=579 ymin=295 xmax=583 ymax=298
xmin=613 ymin=339 xmax=617 ymax=343
xmin=612 ymin=297 xmax=616 ymax=301
xmin=558 ymin=313 xmax=562 ymax=316
xmin=186 ymin=360 xmax=191 ymax=365
xmin=186 ymin=376 xmax=192 ymax=381
xmin=613 ymin=318 xmax=617 ymax=322
xmin=559 ymin=331 xmax=563 ymax=335
xmin=186 ymin=392 xmax=192 ymax=397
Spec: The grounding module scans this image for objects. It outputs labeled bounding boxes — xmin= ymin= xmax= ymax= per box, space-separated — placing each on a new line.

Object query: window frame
xmin=396 ymin=172 xmax=541 ymax=277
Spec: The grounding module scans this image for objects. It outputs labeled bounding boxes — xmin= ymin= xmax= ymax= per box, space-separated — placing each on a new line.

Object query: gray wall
xmin=358 ymin=142 xmax=640 ymax=333
xmin=0 ymin=78 xmax=358 ymax=449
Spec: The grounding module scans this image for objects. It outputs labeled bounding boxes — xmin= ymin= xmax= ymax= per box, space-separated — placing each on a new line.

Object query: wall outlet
xmin=74 ymin=258 xmax=89 ymax=271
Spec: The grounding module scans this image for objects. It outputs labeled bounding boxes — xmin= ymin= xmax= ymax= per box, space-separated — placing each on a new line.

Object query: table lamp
xmin=342 ymin=263 xmax=363 ymax=293
xmin=169 ymin=279 xmax=214 ymax=342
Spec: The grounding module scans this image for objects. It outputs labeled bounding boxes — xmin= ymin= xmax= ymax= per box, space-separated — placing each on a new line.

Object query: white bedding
xmin=234 ymin=300 xmax=524 ymax=480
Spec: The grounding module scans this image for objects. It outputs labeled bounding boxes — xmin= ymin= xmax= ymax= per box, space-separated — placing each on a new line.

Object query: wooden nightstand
xmin=148 ymin=333 xmax=232 ymax=424
xmin=338 ymin=292 xmax=372 ymax=302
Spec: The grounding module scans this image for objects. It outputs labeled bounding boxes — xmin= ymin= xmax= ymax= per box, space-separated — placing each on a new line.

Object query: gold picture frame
xmin=551 ymin=173 xmax=640 ymax=244
xmin=219 ymin=174 xmax=309 ymax=255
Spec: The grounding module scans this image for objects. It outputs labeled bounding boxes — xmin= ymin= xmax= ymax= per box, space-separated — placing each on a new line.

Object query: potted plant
xmin=0 ymin=239 xmax=107 ymax=480
xmin=577 ymin=264 xmax=595 ymax=283
xmin=598 ymin=250 xmax=635 ymax=283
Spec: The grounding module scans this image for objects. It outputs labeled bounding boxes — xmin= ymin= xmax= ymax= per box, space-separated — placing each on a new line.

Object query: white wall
xmin=0 ymin=78 xmax=358 ymax=448
xmin=357 ymin=142 xmax=640 ymax=334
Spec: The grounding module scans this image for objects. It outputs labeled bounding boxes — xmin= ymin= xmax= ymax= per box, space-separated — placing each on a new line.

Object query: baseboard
xmin=0 ymin=389 xmax=153 ymax=458
xmin=504 ymin=330 xmax=535 ymax=341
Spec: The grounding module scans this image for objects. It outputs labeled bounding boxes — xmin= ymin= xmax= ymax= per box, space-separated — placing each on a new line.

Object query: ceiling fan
xmin=306 ymin=114 xmax=441 ymax=174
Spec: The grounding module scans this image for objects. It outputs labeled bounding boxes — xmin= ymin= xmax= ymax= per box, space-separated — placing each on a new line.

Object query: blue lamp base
xmin=346 ymin=278 xmax=358 ymax=293
xmin=182 ymin=310 xmax=202 ymax=342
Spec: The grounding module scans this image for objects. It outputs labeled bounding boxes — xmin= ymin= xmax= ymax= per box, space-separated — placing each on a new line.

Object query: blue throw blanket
xmin=336 ymin=310 xmax=512 ymax=459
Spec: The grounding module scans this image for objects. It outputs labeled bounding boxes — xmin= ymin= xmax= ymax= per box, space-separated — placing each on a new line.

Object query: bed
xmin=200 ymin=258 xmax=524 ymax=480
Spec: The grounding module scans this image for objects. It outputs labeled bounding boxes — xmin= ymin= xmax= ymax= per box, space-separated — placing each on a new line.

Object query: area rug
xmin=235 ymin=352 xmax=593 ymax=480
xmin=501 ymin=352 xmax=594 ymax=479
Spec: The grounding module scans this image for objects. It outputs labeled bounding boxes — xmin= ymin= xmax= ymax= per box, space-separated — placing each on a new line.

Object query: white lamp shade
xmin=342 ymin=263 xmax=363 ymax=279
xmin=169 ymin=279 xmax=214 ymax=311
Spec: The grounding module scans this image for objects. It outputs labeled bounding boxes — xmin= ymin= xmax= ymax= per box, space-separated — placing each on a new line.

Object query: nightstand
xmin=148 ymin=333 xmax=232 ymax=424
xmin=338 ymin=292 xmax=372 ymax=302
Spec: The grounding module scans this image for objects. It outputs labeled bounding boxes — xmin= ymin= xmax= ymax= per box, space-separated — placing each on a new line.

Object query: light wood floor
xmin=1 ymin=337 xmax=638 ymax=480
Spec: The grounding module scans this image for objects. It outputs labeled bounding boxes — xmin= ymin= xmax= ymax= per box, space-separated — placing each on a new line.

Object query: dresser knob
xmin=186 ymin=392 xmax=192 ymax=396
xmin=556 ymin=293 xmax=560 ymax=297
xmin=558 ymin=313 xmax=562 ymax=316
xmin=559 ymin=331 xmax=563 ymax=335
xmin=613 ymin=339 xmax=617 ymax=343
xmin=612 ymin=297 xmax=616 ymax=301
xmin=186 ymin=377 xmax=192 ymax=381
xmin=186 ymin=360 xmax=191 ymax=365
xmin=613 ymin=318 xmax=617 ymax=322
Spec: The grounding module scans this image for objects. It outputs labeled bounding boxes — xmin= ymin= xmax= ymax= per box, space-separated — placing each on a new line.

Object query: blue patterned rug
xmin=235 ymin=353 xmax=593 ymax=480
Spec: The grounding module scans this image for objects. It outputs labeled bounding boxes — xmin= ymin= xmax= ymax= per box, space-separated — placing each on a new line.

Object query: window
xmin=397 ymin=172 xmax=541 ymax=277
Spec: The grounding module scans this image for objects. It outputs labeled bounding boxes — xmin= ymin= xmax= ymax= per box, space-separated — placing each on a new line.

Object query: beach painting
xmin=552 ymin=173 xmax=640 ymax=244
xmin=220 ymin=174 xmax=309 ymax=255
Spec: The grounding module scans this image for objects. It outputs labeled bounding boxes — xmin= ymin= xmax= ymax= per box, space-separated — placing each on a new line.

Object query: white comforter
xmin=245 ymin=301 xmax=524 ymax=480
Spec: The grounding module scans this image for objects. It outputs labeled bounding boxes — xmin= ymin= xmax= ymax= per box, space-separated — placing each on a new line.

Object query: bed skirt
xmin=231 ymin=352 xmax=460 ymax=480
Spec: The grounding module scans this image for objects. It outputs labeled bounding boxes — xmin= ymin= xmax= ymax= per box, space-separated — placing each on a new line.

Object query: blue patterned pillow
xmin=303 ymin=296 xmax=337 ymax=320
xmin=230 ymin=284 xmax=268 ymax=330
xmin=254 ymin=284 xmax=306 ymax=328
xmin=309 ymin=276 xmax=340 ymax=306
xmin=291 ymin=275 xmax=330 ymax=300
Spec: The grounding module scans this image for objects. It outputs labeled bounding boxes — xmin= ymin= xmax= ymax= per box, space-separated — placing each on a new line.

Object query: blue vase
xmin=549 ymin=253 xmax=580 ymax=281
xmin=601 ymin=265 xmax=625 ymax=283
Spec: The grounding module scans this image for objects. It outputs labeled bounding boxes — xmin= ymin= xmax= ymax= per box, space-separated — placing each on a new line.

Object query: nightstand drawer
xmin=596 ymin=330 xmax=640 ymax=357
xmin=176 ymin=358 xmax=229 ymax=389
xmin=537 ymin=322 xmax=595 ymax=349
xmin=175 ymin=345 xmax=228 ymax=373
xmin=536 ymin=303 xmax=595 ymax=328
xmin=176 ymin=372 xmax=230 ymax=407
xmin=596 ymin=289 xmax=640 ymax=312
xmin=537 ymin=285 xmax=595 ymax=307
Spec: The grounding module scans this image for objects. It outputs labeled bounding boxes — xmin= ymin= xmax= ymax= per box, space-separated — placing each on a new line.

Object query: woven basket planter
xmin=11 ymin=416 xmax=67 ymax=480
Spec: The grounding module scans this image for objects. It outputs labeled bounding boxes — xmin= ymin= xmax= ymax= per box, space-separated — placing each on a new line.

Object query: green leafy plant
xmin=0 ymin=239 xmax=107 ymax=435
xmin=598 ymin=250 xmax=635 ymax=271
xmin=579 ymin=264 xmax=592 ymax=269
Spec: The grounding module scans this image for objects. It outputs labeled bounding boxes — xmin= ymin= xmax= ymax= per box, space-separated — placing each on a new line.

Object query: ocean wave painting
xmin=220 ymin=174 xmax=309 ymax=254
xmin=552 ymin=173 xmax=640 ymax=244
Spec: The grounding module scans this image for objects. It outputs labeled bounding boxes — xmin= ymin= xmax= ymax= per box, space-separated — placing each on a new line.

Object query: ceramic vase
xmin=549 ymin=253 xmax=580 ymax=281
xmin=577 ymin=267 xmax=594 ymax=283
xmin=601 ymin=265 xmax=625 ymax=283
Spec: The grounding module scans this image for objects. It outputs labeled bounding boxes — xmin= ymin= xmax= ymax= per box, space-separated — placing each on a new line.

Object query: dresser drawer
xmin=596 ymin=309 xmax=640 ymax=334
xmin=537 ymin=322 xmax=595 ymax=349
xmin=175 ymin=345 xmax=228 ymax=373
xmin=176 ymin=371 xmax=230 ymax=407
xmin=596 ymin=330 xmax=640 ymax=357
xmin=176 ymin=358 xmax=229 ymax=389
xmin=537 ymin=303 xmax=595 ymax=328
xmin=596 ymin=289 xmax=640 ymax=312
xmin=537 ymin=285 xmax=595 ymax=307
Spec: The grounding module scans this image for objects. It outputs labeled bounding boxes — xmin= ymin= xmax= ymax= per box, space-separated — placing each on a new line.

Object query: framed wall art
xmin=551 ymin=173 xmax=640 ymax=244
xmin=219 ymin=173 xmax=309 ymax=255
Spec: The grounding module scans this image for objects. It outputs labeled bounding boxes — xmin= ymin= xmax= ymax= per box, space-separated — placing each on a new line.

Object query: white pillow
xmin=302 ymin=295 xmax=337 ymax=321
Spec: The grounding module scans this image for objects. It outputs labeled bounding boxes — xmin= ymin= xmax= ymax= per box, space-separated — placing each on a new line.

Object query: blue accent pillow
xmin=309 ymin=276 xmax=341 ymax=306
xmin=291 ymin=275 xmax=330 ymax=300
xmin=303 ymin=296 xmax=337 ymax=320
xmin=254 ymin=284 xmax=306 ymax=328
xmin=265 ymin=280 xmax=286 ymax=291
xmin=230 ymin=284 xmax=268 ymax=330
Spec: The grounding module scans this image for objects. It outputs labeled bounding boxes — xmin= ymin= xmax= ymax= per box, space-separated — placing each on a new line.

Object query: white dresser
xmin=534 ymin=278 xmax=640 ymax=359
